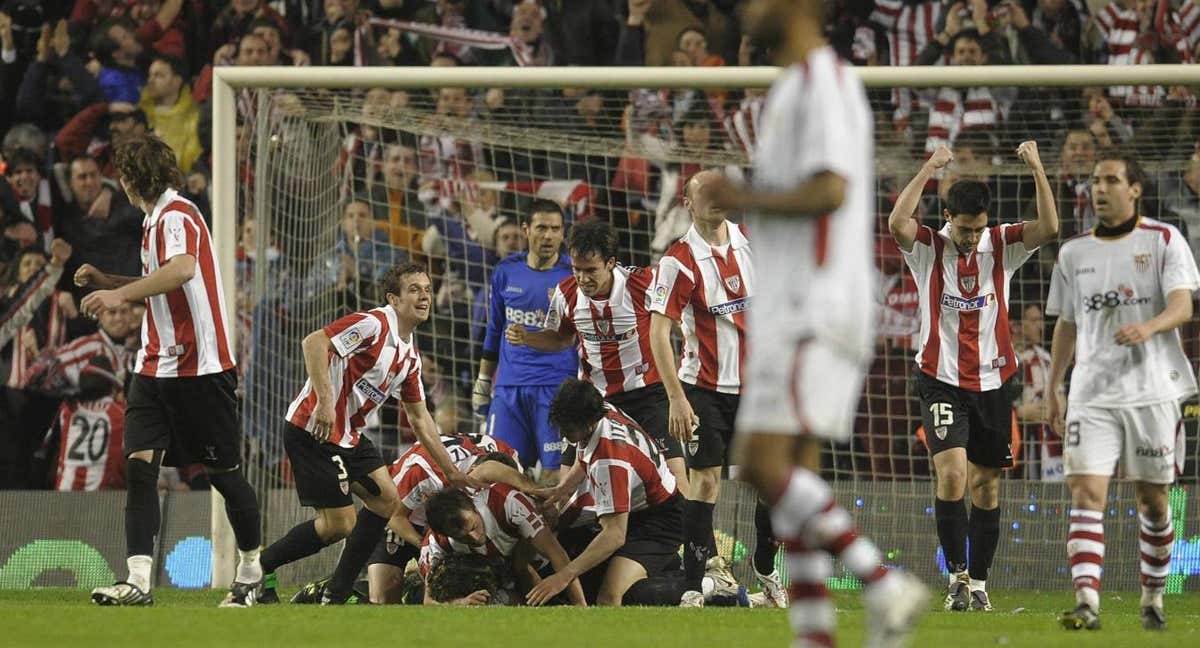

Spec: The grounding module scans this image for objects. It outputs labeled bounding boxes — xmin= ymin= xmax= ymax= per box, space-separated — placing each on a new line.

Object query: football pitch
xmin=0 ymin=589 xmax=1196 ymax=647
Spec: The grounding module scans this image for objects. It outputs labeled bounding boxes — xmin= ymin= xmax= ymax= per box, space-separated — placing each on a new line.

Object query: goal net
xmin=222 ymin=66 xmax=1200 ymax=592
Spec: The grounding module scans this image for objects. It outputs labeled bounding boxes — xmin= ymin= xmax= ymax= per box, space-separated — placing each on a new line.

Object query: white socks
xmin=127 ymin=555 xmax=153 ymax=592
xmin=237 ymin=547 xmax=264 ymax=584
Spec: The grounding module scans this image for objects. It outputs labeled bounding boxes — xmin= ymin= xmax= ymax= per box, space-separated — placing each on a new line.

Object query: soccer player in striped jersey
xmin=420 ymin=483 xmax=587 ymax=606
xmin=708 ymin=1 xmax=929 ymax=644
xmin=258 ymin=263 xmax=480 ymax=605
xmin=49 ymin=356 xmax=125 ymax=491
xmin=649 ymin=169 xmax=783 ymax=607
xmin=79 ymin=136 xmax=264 ymax=608
xmin=890 ymin=140 xmax=1060 ymax=612
xmin=473 ymin=199 xmax=576 ymax=473
xmin=1047 ymin=153 xmax=1199 ymax=632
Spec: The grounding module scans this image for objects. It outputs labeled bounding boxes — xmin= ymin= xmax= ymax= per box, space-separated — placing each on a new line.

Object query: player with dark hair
xmin=705 ymin=0 xmax=932 ymax=644
xmin=890 ymin=140 xmax=1059 ymax=612
xmin=420 ymin=483 xmax=587 ymax=606
xmin=527 ymin=378 xmax=741 ymax=608
xmin=508 ymin=220 xmax=739 ymax=595
xmin=255 ymin=263 xmax=480 ymax=605
xmin=473 ymin=198 xmax=575 ymax=473
xmin=649 ymin=169 xmax=784 ymax=607
xmin=1048 ymin=151 xmax=1198 ymax=632
xmin=79 ymin=135 xmax=263 ymax=607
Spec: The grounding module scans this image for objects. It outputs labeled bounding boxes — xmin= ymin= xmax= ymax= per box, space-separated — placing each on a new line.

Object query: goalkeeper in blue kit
xmin=473 ymin=200 xmax=577 ymax=473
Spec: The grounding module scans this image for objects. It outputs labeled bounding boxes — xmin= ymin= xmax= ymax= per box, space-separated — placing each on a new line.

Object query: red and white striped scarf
xmin=925 ymin=87 xmax=1000 ymax=153
xmin=871 ymin=0 xmax=942 ymax=126
xmin=365 ymin=17 xmax=539 ymax=66
xmin=422 ymin=178 xmax=593 ymax=220
xmin=7 ymin=290 xmax=65 ymax=389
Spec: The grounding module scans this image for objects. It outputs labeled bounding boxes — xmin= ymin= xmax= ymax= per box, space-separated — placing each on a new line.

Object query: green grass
xmin=0 ymin=589 xmax=1196 ymax=647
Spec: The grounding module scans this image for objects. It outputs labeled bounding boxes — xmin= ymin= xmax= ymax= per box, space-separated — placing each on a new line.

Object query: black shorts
xmin=284 ymin=422 xmax=385 ymax=509
xmin=683 ymin=385 xmax=739 ymax=470
xmin=367 ymin=525 xmax=424 ymax=568
xmin=124 ymin=369 xmax=241 ymax=469
xmin=608 ymin=383 xmax=681 ymax=460
xmin=613 ymin=494 xmax=683 ymax=576
xmin=916 ymin=372 xmax=1016 ymax=469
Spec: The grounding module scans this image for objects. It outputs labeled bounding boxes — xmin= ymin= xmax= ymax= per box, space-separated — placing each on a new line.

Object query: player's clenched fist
xmin=49 ymin=238 xmax=72 ymax=267
xmin=1016 ymin=140 xmax=1044 ymax=172
xmin=74 ymin=263 xmax=101 ymax=287
xmin=505 ymin=323 xmax=528 ymax=346
xmin=926 ymin=145 xmax=953 ymax=170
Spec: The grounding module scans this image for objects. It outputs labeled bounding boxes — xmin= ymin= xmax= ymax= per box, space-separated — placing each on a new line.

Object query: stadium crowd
xmin=0 ymin=0 xmax=1198 ymax=497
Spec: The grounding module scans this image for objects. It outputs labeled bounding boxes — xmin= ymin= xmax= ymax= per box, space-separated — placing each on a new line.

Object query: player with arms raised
xmin=709 ymin=1 xmax=928 ymax=644
xmin=1047 ymin=152 xmax=1198 ymax=632
xmin=80 ymin=135 xmax=264 ymax=607
xmin=890 ymin=140 xmax=1059 ymax=612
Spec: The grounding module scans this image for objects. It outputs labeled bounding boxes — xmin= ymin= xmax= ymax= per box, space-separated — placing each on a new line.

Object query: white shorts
xmin=736 ymin=337 xmax=867 ymax=443
xmin=1063 ymin=401 xmax=1185 ymax=484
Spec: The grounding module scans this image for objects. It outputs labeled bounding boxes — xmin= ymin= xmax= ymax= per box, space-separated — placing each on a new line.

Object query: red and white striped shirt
xmin=1093 ymin=2 xmax=1169 ymax=103
xmin=285 ymin=306 xmax=425 ymax=448
xmin=651 ymin=222 xmax=752 ymax=394
xmin=53 ymin=330 xmax=130 ymax=389
xmin=871 ymin=0 xmax=942 ymax=122
xmin=579 ymin=403 xmax=677 ymax=516
xmin=925 ymin=87 xmax=1002 ymax=154
xmin=53 ymin=396 xmax=125 ymax=491
xmin=6 ymin=290 xmax=66 ymax=388
xmin=390 ymin=433 xmax=518 ymax=527
xmin=418 ymin=483 xmax=545 ymax=578
xmin=543 ymin=265 xmax=660 ymax=397
xmin=136 ymin=188 xmax=235 ymax=378
xmin=902 ymin=223 xmax=1035 ymax=391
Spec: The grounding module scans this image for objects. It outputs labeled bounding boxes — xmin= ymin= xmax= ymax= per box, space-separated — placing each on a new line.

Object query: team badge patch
xmin=935 ymin=426 xmax=948 ymax=440
xmin=339 ymin=480 xmax=350 ymax=495
xmin=339 ymin=329 xmax=362 ymax=349
xmin=1133 ymin=253 xmax=1151 ymax=273
xmin=724 ymin=276 xmax=741 ymax=293
xmin=959 ymin=273 xmax=977 ymax=293
xmin=595 ymin=319 xmax=613 ymax=336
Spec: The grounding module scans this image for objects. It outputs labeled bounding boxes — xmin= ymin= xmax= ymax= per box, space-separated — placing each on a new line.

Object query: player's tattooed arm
xmin=1017 ymin=140 xmax=1060 ymax=249
xmin=505 ymin=323 xmax=575 ymax=351
xmin=889 ymin=146 xmax=953 ymax=252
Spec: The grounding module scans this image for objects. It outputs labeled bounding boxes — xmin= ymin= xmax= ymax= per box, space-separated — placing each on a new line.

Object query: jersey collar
xmin=686 ymin=220 xmax=746 ymax=260
xmin=381 ymin=305 xmax=406 ymax=348
xmin=147 ymin=187 xmax=180 ymax=225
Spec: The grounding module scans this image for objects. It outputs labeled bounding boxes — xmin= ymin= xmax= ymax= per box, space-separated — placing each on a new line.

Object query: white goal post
xmin=207 ymin=63 xmax=1200 ymax=588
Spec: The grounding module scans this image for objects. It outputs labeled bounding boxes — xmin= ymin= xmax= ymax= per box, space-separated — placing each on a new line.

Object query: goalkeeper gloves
xmin=472 ymin=375 xmax=493 ymax=416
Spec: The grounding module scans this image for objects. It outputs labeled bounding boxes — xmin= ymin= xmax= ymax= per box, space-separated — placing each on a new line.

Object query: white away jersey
xmin=650 ymin=222 xmax=753 ymax=394
xmin=748 ymin=46 xmax=877 ymax=360
xmin=903 ymin=222 xmax=1035 ymax=391
xmin=1047 ymin=218 xmax=1200 ymax=407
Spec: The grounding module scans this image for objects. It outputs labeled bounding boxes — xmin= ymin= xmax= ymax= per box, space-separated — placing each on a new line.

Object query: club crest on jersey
xmin=935 ymin=426 xmax=948 ymax=440
xmin=594 ymin=318 xmax=613 ymax=336
xmin=1133 ymin=253 xmax=1151 ymax=273
xmin=724 ymin=276 xmax=741 ymax=294
xmin=959 ymin=273 xmax=977 ymax=293
xmin=339 ymin=479 xmax=350 ymax=495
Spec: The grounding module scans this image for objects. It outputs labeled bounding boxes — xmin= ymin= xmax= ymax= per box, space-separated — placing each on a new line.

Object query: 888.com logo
xmin=1081 ymin=284 xmax=1151 ymax=313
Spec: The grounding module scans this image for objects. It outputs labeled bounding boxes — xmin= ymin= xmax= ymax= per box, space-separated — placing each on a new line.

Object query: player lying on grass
xmin=419 ymin=478 xmax=588 ymax=606
xmin=528 ymin=379 xmax=743 ymax=608
xmin=283 ymin=434 xmax=532 ymax=604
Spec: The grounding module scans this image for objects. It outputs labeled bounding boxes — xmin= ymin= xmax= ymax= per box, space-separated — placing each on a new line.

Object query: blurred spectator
xmin=1080 ymin=86 xmax=1133 ymax=148
xmin=211 ymin=0 xmax=290 ymax=62
xmin=28 ymin=303 xmax=134 ymax=399
xmin=919 ymin=16 xmax=1012 ymax=154
xmin=16 ymin=20 xmax=101 ymax=133
xmin=871 ymin=0 xmax=943 ymax=136
xmin=365 ymin=141 xmax=426 ymax=254
xmin=53 ymin=154 xmax=143 ymax=298
xmin=552 ymin=0 xmax=619 ymax=66
xmin=338 ymin=87 xmax=394 ymax=195
xmin=1045 ymin=128 xmax=1098 ymax=237
xmin=335 ymin=198 xmax=407 ymax=299
xmin=640 ymin=0 xmax=737 ymax=67
xmin=1027 ymin=0 xmax=1092 ymax=61
xmin=4 ymin=148 xmax=53 ymax=251
xmin=250 ymin=17 xmax=310 ymax=66
xmin=45 ymin=355 xmax=126 ymax=491
xmin=506 ymin=0 xmax=553 ymax=66
xmin=54 ymin=102 xmax=149 ymax=180
xmin=1011 ymin=304 xmax=1060 ymax=481
xmin=139 ymin=54 xmax=201 ymax=171
xmin=91 ymin=17 xmax=147 ymax=104
xmin=995 ymin=1 xmax=1076 ymax=64
xmin=412 ymin=0 xmax=473 ymax=64
xmin=469 ymin=217 xmax=524 ymax=347
xmin=1161 ymin=141 xmax=1200 ymax=257
xmin=418 ymin=87 xmax=484 ymax=183
xmin=423 ymin=168 xmax=504 ymax=291
xmin=125 ymin=0 xmax=188 ymax=59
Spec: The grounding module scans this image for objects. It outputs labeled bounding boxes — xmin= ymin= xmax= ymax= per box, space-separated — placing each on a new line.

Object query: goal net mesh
xmin=234 ymin=80 xmax=1200 ymax=592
